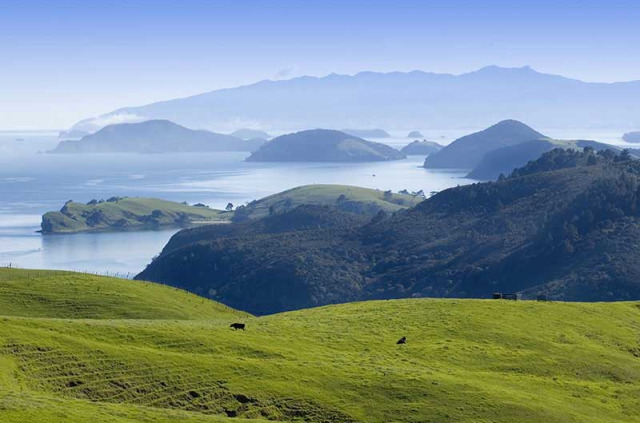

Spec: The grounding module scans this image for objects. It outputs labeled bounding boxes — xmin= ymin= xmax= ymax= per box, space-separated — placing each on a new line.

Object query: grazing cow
xmin=230 ymin=323 xmax=246 ymax=330
xmin=396 ymin=336 xmax=407 ymax=345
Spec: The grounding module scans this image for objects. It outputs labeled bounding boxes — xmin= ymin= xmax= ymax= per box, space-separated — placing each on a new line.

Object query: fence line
xmin=0 ymin=263 xmax=133 ymax=279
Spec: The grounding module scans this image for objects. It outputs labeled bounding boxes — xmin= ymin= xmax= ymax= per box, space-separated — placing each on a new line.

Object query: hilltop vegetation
xmin=1 ymin=268 xmax=639 ymax=422
xmin=140 ymin=148 xmax=640 ymax=314
xmin=51 ymin=120 xmax=265 ymax=154
xmin=41 ymin=197 xmax=229 ymax=234
xmin=233 ymin=184 xmax=423 ymax=221
xmin=247 ymin=129 xmax=405 ymax=162
xmin=467 ymin=139 xmax=624 ymax=180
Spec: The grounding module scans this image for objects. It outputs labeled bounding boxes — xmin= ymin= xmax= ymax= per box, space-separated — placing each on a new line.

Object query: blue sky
xmin=1 ymin=0 xmax=639 ymax=129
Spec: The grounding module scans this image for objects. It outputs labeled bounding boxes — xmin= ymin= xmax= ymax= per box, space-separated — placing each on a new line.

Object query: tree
xmin=619 ymin=149 xmax=632 ymax=161
xmin=226 ymin=203 xmax=234 ymax=211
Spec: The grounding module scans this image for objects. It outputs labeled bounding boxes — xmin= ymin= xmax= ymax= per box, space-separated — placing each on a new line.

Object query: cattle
xmin=493 ymin=292 xmax=519 ymax=300
xmin=396 ymin=336 xmax=407 ymax=345
xmin=230 ymin=323 xmax=246 ymax=330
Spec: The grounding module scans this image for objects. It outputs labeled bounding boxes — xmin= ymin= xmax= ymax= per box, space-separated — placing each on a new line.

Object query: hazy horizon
xmin=2 ymin=0 xmax=640 ymax=130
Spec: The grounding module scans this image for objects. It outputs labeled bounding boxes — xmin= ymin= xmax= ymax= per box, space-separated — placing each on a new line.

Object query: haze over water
xmin=0 ymin=133 xmax=477 ymax=276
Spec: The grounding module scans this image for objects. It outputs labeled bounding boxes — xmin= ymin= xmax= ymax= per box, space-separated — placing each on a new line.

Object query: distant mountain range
xmin=69 ymin=66 xmax=640 ymax=133
xmin=51 ymin=120 xmax=265 ymax=154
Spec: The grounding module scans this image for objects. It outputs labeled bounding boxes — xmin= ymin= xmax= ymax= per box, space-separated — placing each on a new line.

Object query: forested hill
xmin=138 ymin=148 xmax=640 ymax=314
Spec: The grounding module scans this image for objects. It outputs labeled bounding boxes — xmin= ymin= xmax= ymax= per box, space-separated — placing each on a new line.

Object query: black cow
xmin=230 ymin=323 xmax=246 ymax=330
xmin=396 ymin=336 xmax=407 ymax=345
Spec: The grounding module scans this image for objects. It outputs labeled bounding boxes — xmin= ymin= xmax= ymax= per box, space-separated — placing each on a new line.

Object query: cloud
xmin=274 ymin=66 xmax=297 ymax=80
xmin=73 ymin=112 xmax=145 ymax=132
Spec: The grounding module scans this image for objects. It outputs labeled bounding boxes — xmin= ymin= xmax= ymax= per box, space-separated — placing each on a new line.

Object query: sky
xmin=1 ymin=0 xmax=639 ymax=130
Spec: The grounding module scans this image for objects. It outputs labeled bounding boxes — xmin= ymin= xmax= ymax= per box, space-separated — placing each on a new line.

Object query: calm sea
xmin=0 ymin=128 xmax=629 ymax=276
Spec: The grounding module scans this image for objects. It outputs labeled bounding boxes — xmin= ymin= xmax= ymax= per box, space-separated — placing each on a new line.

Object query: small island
xmin=623 ymin=132 xmax=640 ymax=143
xmin=341 ymin=128 xmax=391 ymax=138
xmin=230 ymin=128 xmax=271 ymax=140
xmin=41 ymin=197 xmax=230 ymax=234
xmin=51 ymin=120 xmax=265 ymax=154
xmin=247 ymin=129 xmax=405 ymax=162
xmin=401 ymin=140 xmax=443 ymax=155
xmin=407 ymin=130 xmax=424 ymax=138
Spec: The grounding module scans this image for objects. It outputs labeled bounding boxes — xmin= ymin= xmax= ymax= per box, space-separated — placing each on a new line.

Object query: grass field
xmin=235 ymin=184 xmax=423 ymax=220
xmin=1 ymin=268 xmax=639 ymax=422
xmin=41 ymin=197 xmax=230 ymax=234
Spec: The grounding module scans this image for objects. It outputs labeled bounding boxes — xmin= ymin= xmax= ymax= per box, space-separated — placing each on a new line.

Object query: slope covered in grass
xmin=41 ymin=197 xmax=230 ymax=234
xmin=1 ymin=268 xmax=639 ymax=422
xmin=0 ymin=268 xmax=243 ymax=320
xmin=233 ymin=184 xmax=422 ymax=221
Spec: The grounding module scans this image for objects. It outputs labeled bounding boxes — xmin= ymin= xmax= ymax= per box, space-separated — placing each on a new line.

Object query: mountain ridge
xmin=69 ymin=66 xmax=640 ymax=133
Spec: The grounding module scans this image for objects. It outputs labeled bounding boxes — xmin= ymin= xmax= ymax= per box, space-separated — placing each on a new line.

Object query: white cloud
xmin=73 ymin=112 xmax=145 ymax=132
xmin=274 ymin=66 xmax=298 ymax=80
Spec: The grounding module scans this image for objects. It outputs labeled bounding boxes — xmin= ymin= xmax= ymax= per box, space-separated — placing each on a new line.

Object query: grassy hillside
xmin=0 ymin=268 xmax=244 ymax=320
xmin=234 ymin=184 xmax=422 ymax=221
xmin=41 ymin=197 xmax=230 ymax=234
xmin=1 ymin=268 xmax=639 ymax=422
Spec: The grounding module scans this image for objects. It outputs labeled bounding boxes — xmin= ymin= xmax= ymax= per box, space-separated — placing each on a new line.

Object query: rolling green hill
xmin=1 ymin=268 xmax=639 ymax=422
xmin=233 ymin=184 xmax=423 ymax=221
xmin=0 ymin=268 xmax=244 ymax=320
xmin=41 ymin=197 xmax=230 ymax=234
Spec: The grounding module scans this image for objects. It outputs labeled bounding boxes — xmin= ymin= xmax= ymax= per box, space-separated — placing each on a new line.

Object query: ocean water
xmin=0 ymin=133 xmax=475 ymax=276
xmin=0 ymin=127 xmax=630 ymax=276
